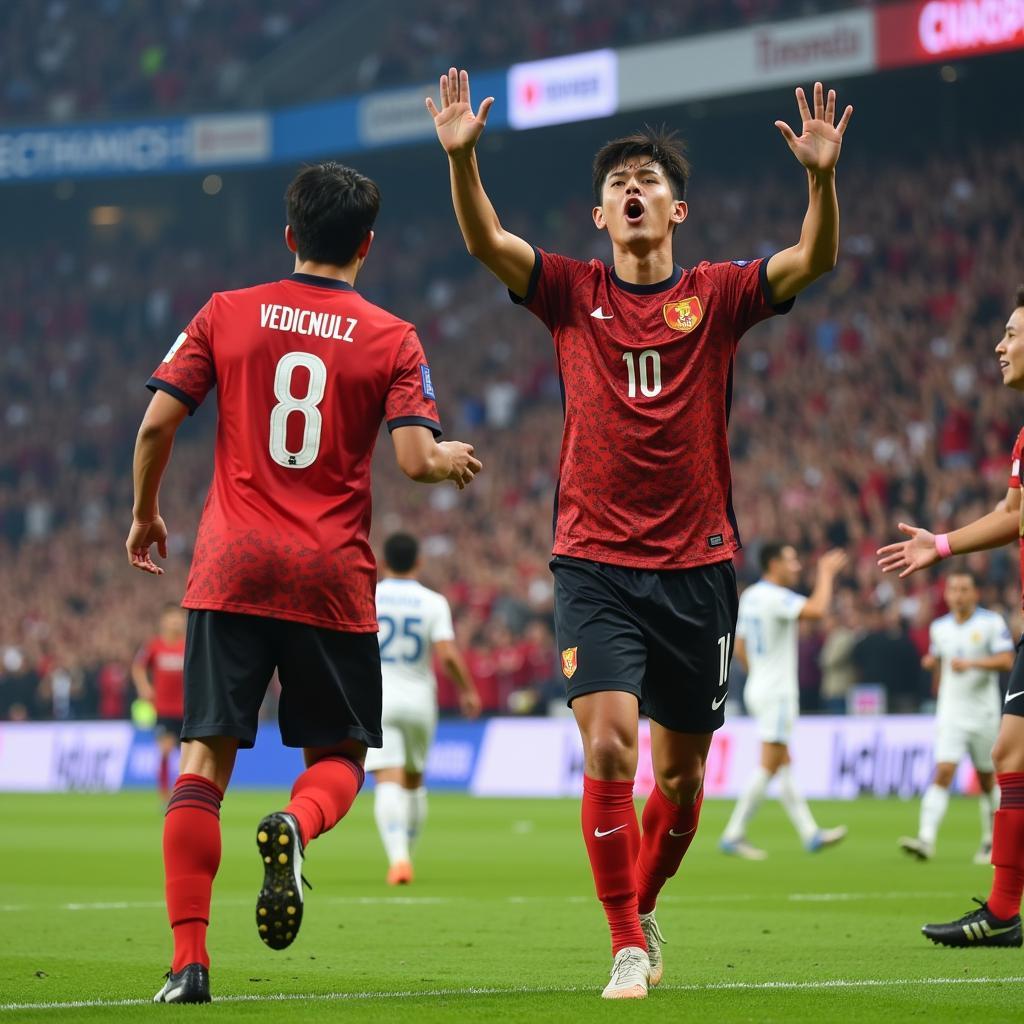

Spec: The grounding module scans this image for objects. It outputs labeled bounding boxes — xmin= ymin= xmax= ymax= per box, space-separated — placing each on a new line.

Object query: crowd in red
xmin=2 ymin=134 xmax=1023 ymax=721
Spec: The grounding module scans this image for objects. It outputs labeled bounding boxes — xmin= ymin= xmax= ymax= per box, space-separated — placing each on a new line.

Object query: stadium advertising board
xmin=508 ymin=50 xmax=618 ymax=130
xmin=0 ymin=722 xmax=133 ymax=791
xmin=877 ymin=0 xmax=1024 ymax=67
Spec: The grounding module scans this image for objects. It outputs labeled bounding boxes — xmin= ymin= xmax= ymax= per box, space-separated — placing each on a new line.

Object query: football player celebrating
xmin=878 ymin=286 xmax=1024 ymax=948
xmin=428 ymin=69 xmax=852 ymax=996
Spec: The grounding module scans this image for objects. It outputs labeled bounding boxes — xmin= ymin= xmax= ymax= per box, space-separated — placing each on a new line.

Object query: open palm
xmin=775 ymin=81 xmax=853 ymax=175
xmin=426 ymin=67 xmax=494 ymax=156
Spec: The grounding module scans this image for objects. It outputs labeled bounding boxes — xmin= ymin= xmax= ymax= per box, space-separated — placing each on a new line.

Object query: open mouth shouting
xmin=624 ymin=196 xmax=645 ymax=225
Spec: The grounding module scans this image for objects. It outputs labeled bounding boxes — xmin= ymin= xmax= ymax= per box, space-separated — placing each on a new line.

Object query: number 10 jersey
xmin=148 ymin=273 xmax=441 ymax=632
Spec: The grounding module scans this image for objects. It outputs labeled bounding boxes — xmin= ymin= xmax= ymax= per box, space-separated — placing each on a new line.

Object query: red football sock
xmin=636 ymin=783 xmax=703 ymax=915
xmin=988 ymin=772 xmax=1024 ymax=920
xmin=581 ymin=775 xmax=646 ymax=955
xmin=158 ymin=753 xmax=170 ymax=796
xmin=284 ymin=756 xmax=364 ymax=847
xmin=163 ymin=773 xmax=223 ymax=972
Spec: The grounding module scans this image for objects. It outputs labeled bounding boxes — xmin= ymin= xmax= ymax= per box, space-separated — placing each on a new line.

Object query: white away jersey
xmin=736 ymin=580 xmax=808 ymax=701
xmin=930 ymin=608 xmax=1014 ymax=726
xmin=375 ymin=578 xmax=455 ymax=690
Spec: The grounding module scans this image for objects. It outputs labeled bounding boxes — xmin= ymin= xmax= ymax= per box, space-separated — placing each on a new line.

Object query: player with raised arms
xmin=878 ymin=286 xmax=1024 ymax=948
xmin=898 ymin=570 xmax=1014 ymax=864
xmin=427 ymin=68 xmax=853 ymax=997
xmin=366 ymin=531 xmax=481 ymax=885
xmin=126 ymin=162 xmax=482 ymax=1003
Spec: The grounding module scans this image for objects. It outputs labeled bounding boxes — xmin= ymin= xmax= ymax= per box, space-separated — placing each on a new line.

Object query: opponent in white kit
xmin=365 ymin=532 xmax=481 ymax=884
xmin=720 ymin=542 xmax=849 ymax=858
xmin=899 ymin=571 xmax=1015 ymax=864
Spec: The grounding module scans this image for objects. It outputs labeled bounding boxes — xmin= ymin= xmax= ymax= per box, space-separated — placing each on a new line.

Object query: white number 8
xmin=269 ymin=352 xmax=327 ymax=469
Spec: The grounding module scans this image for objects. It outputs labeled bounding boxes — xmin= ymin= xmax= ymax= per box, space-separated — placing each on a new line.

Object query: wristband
xmin=935 ymin=533 xmax=952 ymax=559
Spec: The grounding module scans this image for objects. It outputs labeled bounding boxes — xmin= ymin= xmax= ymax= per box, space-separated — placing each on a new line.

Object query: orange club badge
xmin=561 ymin=646 xmax=578 ymax=679
xmin=663 ymin=296 xmax=703 ymax=333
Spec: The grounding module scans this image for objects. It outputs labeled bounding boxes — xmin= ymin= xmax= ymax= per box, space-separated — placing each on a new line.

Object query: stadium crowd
xmin=2 ymin=134 xmax=1023 ymax=722
xmin=2 ymin=0 xmax=870 ymax=123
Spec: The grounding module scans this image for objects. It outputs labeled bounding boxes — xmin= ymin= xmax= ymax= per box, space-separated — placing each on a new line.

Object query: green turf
xmin=0 ymin=790 xmax=1021 ymax=1022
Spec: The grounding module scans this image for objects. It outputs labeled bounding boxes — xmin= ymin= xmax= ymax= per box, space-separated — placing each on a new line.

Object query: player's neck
xmin=610 ymin=242 xmax=676 ymax=287
xmin=953 ymin=608 xmax=975 ymax=624
xmin=293 ymin=257 xmax=359 ymax=287
xmin=385 ymin=572 xmax=417 ymax=581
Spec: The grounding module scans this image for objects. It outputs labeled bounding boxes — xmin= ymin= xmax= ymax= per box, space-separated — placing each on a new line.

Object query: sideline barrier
xmin=0 ymin=715 xmax=980 ymax=797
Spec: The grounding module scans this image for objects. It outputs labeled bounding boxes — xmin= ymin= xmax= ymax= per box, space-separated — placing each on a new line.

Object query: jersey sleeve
xmin=702 ymin=258 xmax=795 ymax=341
xmin=133 ymin=639 xmax=155 ymax=671
xmin=509 ymin=247 xmax=590 ymax=332
xmin=1009 ymin=429 xmax=1024 ymax=488
xmin=147 ymin=300 xmax=216 ymax=415
xmin=384 ymin=330 xmax=442 ymax=438
xmin=430 ymin=596 xmax=456 ymax=644
xmin=769 ymin=586 xmax=807 ymax=621
xmin=989 ymin=615 xmax=1016 ymax=655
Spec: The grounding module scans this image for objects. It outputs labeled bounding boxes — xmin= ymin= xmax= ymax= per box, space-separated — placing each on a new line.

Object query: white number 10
xmin=717 ymin=633 xmax=732 ymax=686
xmin=622 ymin=349 xmax=662 ymax=398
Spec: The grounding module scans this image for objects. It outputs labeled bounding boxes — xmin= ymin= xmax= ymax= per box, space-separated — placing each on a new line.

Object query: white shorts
xmin=363 ymin=687 xmax=437 ymax=774
xmin=934 ymin=718 xmax=998 ymax=773
xmin=744 ymin=689 xmax=797 ymax=745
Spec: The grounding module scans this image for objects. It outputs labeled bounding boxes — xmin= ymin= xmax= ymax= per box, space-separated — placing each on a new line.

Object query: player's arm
xmin=126 ymin=390 xmax=189 ymax=575
xmin=391 ymin=426 xmax=481 ymax=489
xmin=732 ymin=633 xmax=748 ymax=673
xmin=435 ymin=639 xmax=482 ymax=718
xmin=878 ymin=486 xmax=1021 ymax=579
xmin=765 ymin=82 xmax=853 ymax=304
xmin=130 ymin=649 xmax=155 ymax=701
xmin=951 ymin=652 xmax=1016 ymax=672
xmin=427 ymin=68 xmax=536 ymax=298
xmin=798 ymin=548 xmax=848 ymax=620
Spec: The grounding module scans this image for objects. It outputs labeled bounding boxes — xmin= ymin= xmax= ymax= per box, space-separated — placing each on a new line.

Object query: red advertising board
xmin=877 ymin=0 xmax=1024 ymax=67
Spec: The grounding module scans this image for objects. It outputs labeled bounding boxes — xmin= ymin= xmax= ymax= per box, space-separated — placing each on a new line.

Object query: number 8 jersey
xmin=148 ymin=273 xmax=441 ymax=632
xmin=512 ymin=249 xmax=793 ymax=569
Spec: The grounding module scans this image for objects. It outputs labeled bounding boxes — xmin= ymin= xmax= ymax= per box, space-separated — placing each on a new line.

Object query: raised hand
xmin=775 ymin=81 xmax=853 ymax=175
xmin=441 ymin=440 xmax=483 ymax=490
xmin=876 ymin=522 xmax=941 ymax=579
xmin=126 ymin=516 xmax=168 ymax=575
xmin=818 ymin=548 xmax=849 ymax=576
xmin=426 ymin=67 xmax=494 ymax=157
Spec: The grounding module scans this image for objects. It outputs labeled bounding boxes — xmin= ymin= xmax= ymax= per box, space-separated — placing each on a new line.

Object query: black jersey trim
xmin=387 ymin=416 xmax=443 ymax=439
xmin=724 ymin=355 xmax=742 ymax=550
xmin=509 ymin=246 xmax=543 ymax=306
xmin=290 ymin=272 xmax=355 ymax=291
xmin=759 ymin=257 xmax=796 ymax=314
xmin=610 ymin=264 xmax=682 ymax=295
xmin=147 ymin=377 xmax=199 ymax=415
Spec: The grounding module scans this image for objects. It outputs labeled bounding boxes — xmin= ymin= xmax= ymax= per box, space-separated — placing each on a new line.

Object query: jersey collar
xmin=610 ymin=264 xmax=682 ymax=295
xmin=290 ymin=272 xmax=355 ymax=291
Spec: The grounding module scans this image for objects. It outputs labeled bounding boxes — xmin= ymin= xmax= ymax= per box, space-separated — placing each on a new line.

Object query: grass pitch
xmin=1 ymin=789 xmax=1022 ymax=1021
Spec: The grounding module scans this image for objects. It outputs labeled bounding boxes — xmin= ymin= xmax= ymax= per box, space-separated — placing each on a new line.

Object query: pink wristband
xmin=935 ymin=533 xmax=952 ymax=559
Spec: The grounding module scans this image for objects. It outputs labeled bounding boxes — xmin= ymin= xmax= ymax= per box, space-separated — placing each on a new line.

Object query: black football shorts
xmin=182 ymin=610 xmax=382 ymax=749
xmin=1004 ymin=635 xmax=1024 ymax=720
xmin=551 ymin=555 xmax=738 ymax=733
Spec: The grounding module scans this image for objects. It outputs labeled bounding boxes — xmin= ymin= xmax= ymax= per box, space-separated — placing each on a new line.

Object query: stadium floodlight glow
xmin=508 ymin=49 xmax=618 ymax=130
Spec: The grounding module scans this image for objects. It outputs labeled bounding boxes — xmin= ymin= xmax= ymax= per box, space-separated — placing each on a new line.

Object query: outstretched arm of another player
xmin=766 ymin=82 xmax=853 ymax=304
xmin=877 ymin=486 xmax=1021 ymax=579
xmin=426 ymin=68 xmax=536 ymax=298
xmin=391 ymin=425 xmax=482 ymax=490
xmin=799 ymin=548 xmax=848 ymax=620
xmin=435 ymin=639 xmax=482 ymax=718
xmin=130 ymin=655 xmax=155 ymax=701
xmin=126 ymin=390 xmax=189 ymax=575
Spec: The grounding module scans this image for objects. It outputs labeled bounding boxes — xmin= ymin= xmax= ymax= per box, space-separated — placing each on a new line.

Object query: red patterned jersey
xmin=134 ymin=636 xmax=185 ymax=717
xmin=513 ymin=250 xmax=792 ymax=568
xmin=148 ymin=273 xmax=441 ymax=631
xmin=1008 ymin=427 xmax=1024 ymax=607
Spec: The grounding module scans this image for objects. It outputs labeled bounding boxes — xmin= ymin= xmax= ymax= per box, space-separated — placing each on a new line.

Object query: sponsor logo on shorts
xmin=561 ymin=646 xmax=578 ymax=679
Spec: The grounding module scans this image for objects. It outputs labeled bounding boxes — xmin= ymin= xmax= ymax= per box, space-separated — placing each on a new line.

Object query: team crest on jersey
xmin=663 ymin=297 xmax=703 ymax=333
xmin=561 ymin=647 xmax=578 ymax=679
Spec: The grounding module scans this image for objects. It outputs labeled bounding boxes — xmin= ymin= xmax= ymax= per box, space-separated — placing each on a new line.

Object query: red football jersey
xmin=135 ymin=636 xmax=185 ymax=717
xmin=1008 ymin=427 xmax=1024 ymax=608
xmin=149 ymin=273 xmax=441 ymax=631
xmin=514 ymin=250 xmax=792 ymax=569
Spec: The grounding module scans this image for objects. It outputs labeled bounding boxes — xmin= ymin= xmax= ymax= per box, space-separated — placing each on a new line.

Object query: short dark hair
xmin=592 ymin=126 xmax=690 ymax=204
xmin=947 ymin=569 xmax=977 ymax=586
xmin=383 ymin=532 xmax=419 ymax=574
xmin=285 ymin=162 xmax=380 ymax=267
xmin=760 ymin=542 xmax=788 ymax=573
xmin=1015 ymin=284 xmax=1024 ymax=310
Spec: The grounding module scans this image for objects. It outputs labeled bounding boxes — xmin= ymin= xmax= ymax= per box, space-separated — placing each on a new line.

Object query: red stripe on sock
xmin=988 ymin=772 xmax=1024 ymax=920
xmin=284 ymin=755 xmax=364 ymax=847
xmin=582 ymin=775 xmax=646 ymax=955
xmin=636 ymin=783 xmax=703 ymax=915
xmin=163 ymin=774 xmax=223 ymax=972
